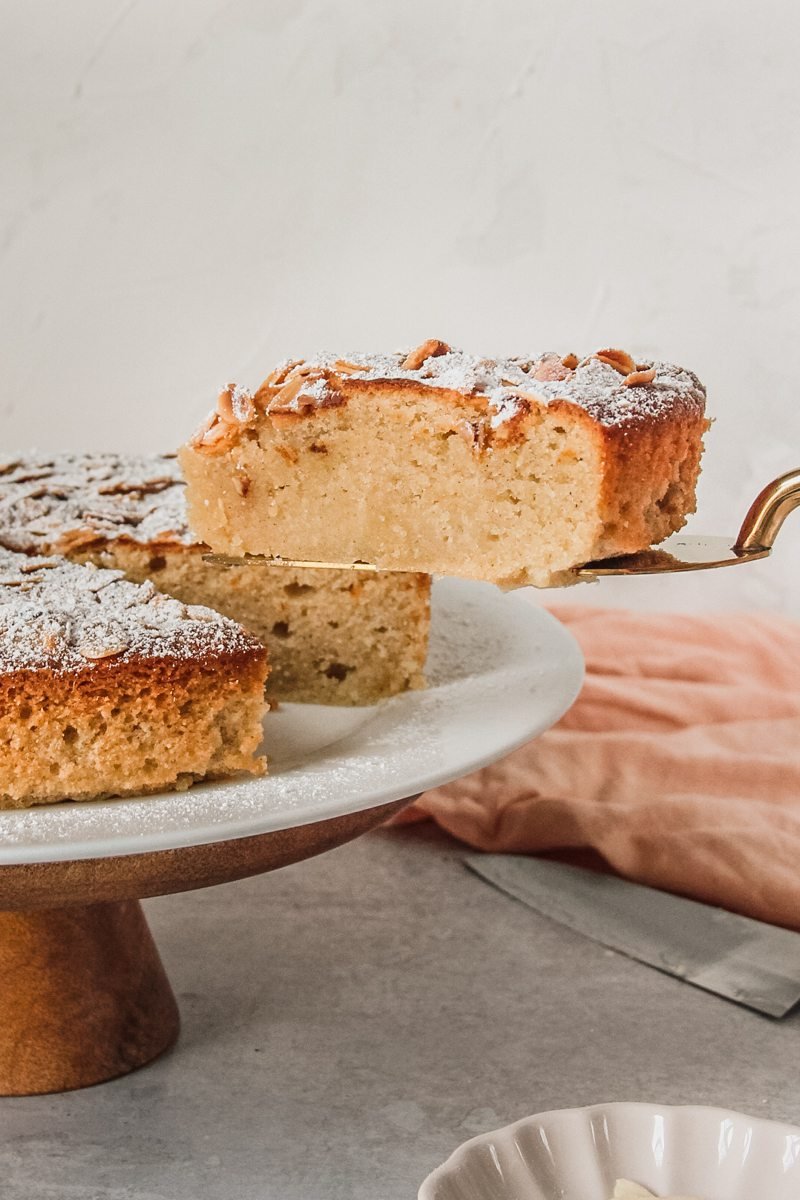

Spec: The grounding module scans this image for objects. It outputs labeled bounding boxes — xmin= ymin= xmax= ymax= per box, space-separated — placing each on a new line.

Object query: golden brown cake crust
xmin=189 ymin=342 xmax=706 ymax=455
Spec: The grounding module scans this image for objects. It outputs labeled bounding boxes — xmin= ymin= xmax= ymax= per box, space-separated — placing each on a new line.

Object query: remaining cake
xmin=0 ymin=453 xmax=430 ymax=704
xmin=179 ymin=340 xmax=708 ymax=588
xmin=0 ymin=548 xmax=267 ymax=809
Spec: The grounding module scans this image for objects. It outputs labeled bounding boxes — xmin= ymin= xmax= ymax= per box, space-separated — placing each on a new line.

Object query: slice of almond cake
xmin=179 ymin=340 xmax=708 ymax=588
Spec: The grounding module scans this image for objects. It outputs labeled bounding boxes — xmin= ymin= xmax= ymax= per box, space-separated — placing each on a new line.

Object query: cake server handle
xmin=734 ymin=468 xmax=800 ymax=553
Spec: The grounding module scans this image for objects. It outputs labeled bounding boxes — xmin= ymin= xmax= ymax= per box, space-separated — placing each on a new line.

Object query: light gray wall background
xmin=2 ymin=0 xmax=798 ymax=613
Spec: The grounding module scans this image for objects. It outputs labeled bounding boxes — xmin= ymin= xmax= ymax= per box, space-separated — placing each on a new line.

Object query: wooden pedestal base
xmin=0 ymin=797 xmax=410 ymax=1095
xmin=0 ymin=901 xmax=179 ymax=1096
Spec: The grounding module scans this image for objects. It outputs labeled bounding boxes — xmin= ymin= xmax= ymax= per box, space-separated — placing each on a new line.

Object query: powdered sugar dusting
xmin=0 ymin=547 xmax=260 ymax=673
xmin=0 ymin=452 xmax=194 ymax=555
xmin=229 ymin=384 xmax=254 ymax=423
xmin=296 ymin=377 xmax=330 ymax=405
xmin=267 ymin=346 xmax=705 ymax=430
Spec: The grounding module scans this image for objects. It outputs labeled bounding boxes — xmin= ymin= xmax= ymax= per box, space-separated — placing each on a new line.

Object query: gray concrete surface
xmin=2 ymin=824 xmax=798 ymax=1199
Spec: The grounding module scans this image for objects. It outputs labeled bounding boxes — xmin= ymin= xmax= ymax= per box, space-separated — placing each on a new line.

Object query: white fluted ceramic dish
xmin=418 ymin=1103 xmax=800 ymax=1199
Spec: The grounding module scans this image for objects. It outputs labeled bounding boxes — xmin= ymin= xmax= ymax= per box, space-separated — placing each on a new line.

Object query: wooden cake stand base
xmin=0 ymin=798 xmax=407 ymax=1096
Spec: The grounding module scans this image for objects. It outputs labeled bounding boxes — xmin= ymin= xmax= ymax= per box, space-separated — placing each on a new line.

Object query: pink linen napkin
xmin=395 ymin=606 xmax=800 ymax=931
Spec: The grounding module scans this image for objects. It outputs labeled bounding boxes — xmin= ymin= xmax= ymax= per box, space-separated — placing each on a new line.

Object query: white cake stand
xmin=0 ymin=579 xmax=583 ymax=1095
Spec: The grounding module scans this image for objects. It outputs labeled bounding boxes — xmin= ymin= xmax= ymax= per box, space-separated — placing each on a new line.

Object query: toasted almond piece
xmin=263 ymin=359 xmax=304 ymax=388
xmin=289 ymin=362 xmax=322 ymax=378
xmin=215 ymin=386 xmax=236 ymax=422
xmin=561 ymin=352 xmax=579 ymax=370
xmin=623 ymin=366 xmax=657 ymax=387
xmin=201 ymin=419 xmax=234 ymax=446
xmin=333 ymin=360 xmax=368 ymax=375
xmin=504 ymin=386 xmax=543 ymax=404
xmin=98 ymin=477 xmax=174 ymax=497
xmin=57 ymin=527 xmax=109 ymax=553
xmin=231 ymin=387 xmax=255 ymax=423
xmin=78 ymin=642 xmax=129 ymax=660
xmin=533 ymin=354 xmax=572 ymax=382
xmin=402 ymin=339 xmax=451 ymax=371
xmin=268 ymin=375 xmax=307 ymax=412
xmin=217 ymin=383 xmax=256 ymax=425
xmin=191 ymin=411 xmax=218 ymax=445
xmin=20 ymin=560 xmax=57 ymax=573
xmin=596 ymin=348 xmax=637 ymax=375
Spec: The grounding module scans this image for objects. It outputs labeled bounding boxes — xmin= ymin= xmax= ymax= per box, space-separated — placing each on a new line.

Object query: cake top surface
xmin=0 ymin=548 xmax=259 ymax=673
xmin=0 ymin=452 xmax=193 ymax=555
xmin=271 ymin=344 xmax=703 ymax=425
xmin=189 ymin=340 xmax=706 ymax=453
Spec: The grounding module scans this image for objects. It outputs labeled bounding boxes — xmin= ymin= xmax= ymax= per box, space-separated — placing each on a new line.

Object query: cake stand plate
xmin=0 ymin=579 xmax=583 ymax=1095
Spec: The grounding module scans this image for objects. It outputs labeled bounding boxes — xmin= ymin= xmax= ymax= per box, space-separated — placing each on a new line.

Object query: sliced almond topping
xmin=264 ymin=359 xmax=304 ymax=388
xmin=201 ymin=419 xmax=234 ymax=447
xmin=561 ymin=352 xmax=579 ymax=370
xmin=623 ymin=366 xmax=657 ymax=387
xmin=20 ymin=560 xmax=57 ymax=573
xmin=190 ymin=608 xmax=216 ymax=622
xmin=216 ymin=383 xmax=256 ymax=425
xmin=57 ymin=528 xmax=106 ymax=552
xmin=190 ymin=411 xmax=218 ymax=446
xmin=333 ymin=360 xmax=366 ymax=375
xmin=595 ymin=348 xmax=637 ymax=375
xmin=215 ymin=388 xmax=235 ymax=421
xmin=504 ymin=386 xmax=543 ymax=404
xmin=78 ymin=642 xmax=129 ymax=661
xmin=401 ymin=339 xmax=451 ymax=371
xmin=532 ymin=354 xmax=572 ymax=382
xmin=268 ymin=375 xmax=307 ymax=412
xmin=98 ymin=477 xmax=174 ymax=496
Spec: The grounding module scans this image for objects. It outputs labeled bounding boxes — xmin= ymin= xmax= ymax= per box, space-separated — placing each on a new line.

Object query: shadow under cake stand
xmin=0 ymin=578 xmax=584 ymax=1096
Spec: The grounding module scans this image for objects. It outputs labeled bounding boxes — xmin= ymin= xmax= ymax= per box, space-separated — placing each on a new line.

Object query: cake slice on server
xmin=179 ymin=340 xmax=708 ymax=588
xmin=0 ymin=453 xmax=430 ymax=704
xmin=0 ymin=549 xmax=267 ymax=809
